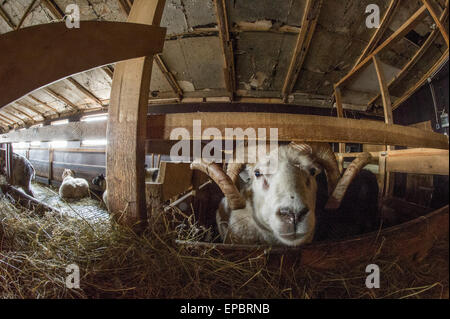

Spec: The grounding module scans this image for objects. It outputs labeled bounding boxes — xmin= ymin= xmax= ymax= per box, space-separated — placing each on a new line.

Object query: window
xmin=50 ymin=140 xmax=68 ymax=148
xmin=30 ymin=141 xmax=41 ymax=147
xmin=81 ymin=139 xmax=107 ymax=146
xmin=51 ymin=119 xmax=69 ymax=126
xmin=12 ymin=142 xmax=30 ymax=148
xmin=81 ymin=113 xmax=108 ymax=122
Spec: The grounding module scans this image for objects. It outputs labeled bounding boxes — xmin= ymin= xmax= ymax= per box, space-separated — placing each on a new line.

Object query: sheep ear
xmin=309 ymin=163 xmax=322 ymax=177
xmin=239 ymin=166 xmax=251 ymax=183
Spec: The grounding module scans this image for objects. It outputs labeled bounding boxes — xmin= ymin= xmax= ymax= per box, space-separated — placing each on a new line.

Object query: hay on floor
xmin=0 ymin=193 xmax=448 ymax=299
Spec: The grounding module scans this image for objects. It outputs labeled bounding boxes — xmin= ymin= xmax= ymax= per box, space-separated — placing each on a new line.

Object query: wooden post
xmin=5 ymin=143 xmax=13 ymax=184
xmin=335 ymin=87 xmax=345 ymax=172
xmin=373 ymin=55 xmax=394 ymax=125
xmin=106 ymin=0 xmax=166 ymax=231
xmin=48 ymin=147 xmax=54 ymax=185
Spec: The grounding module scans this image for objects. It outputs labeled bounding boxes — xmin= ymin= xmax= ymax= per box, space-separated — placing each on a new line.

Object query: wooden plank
xmin=146 ymin=112 xmax=449 ymax=149
xmin=9 ymin=105 xmax=34 ymax=121
xmin=1 ymin=120 xmax=107 ymax=143
xmin=386 ymin=149 xmax=449 ymax=175
xmin=422 ymin=0 xmax=449 ymax=46
xmin=353 ymin=0 xmax=400 ymax=68
xmin=214 ymin=0 xmax=235 ymax=99
xmin=106 ymin=0 xmax=166 ymax=230
xmin=2 ymin=112 xmax=448 ymax=149
xmin=373 ymin=55 xmax=394 ymax=124
xmin=0 ymin=21 xmax=166 ymax=108
xmin=0 ymin=113 xmax=15 ymax=125
xmin=282 ymin=0 xmax=323 ymax=99
xmin=335 ymin=5 xmax=428 ymax=89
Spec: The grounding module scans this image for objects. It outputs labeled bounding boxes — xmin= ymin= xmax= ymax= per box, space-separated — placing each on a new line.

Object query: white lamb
xmin=59 ymin=169 xmax=90 ymax=200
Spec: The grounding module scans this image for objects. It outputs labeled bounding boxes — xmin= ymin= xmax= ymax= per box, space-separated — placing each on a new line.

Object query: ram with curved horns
xmin=191 ymin=142 xmax=379 ymax=246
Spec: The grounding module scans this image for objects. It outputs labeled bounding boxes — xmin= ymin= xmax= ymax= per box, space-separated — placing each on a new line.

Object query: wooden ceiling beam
xmin=0 ymin=4 xmax=15 ymax=30
xmin=368 ymin=2 xmax=449 ymax=107
xmin=392 ymin=48 xmax=449 ymax=110
xmin=335 ymin=5 xmax=428 ymax=89
xmin=44 ymin=88 xmax=78 ymax=111
xmin=66 ymin=77 xmax=104 ymax=107
xmin=118 ymin=0 xmax=131 ymax=16
xmin=214 ymin=0 xmax=236 ymax=100
xmin=28 ymin=95 xmax=60 ymax=115
xmin=41 ymin=0 xmax=65 ymax=19
xmin=3 ymin=110 xmax=25 ymax=124
xmin=422 ymin=0 xmax=449 ymax=46
xmin=3 ymin=112 xmax=448 ymax=150
xmin=353 ymin=0 xmax=400 ymax=69
xmin=373 ymin=55 xmax=394 ymax=124
xmin=155 ymin=54 xmax=183 ymax=99
xmin=16 ymin=0 xmax=38 ymax=30
xmin=15 ymin=100 xmax=46 ymax=118
xmin=9 ymin=105 xmax=35 ymax=122
xmin=0 ymin=114 xmax=15 ymax=125
xmin=281 ymin=0 xmax=323 ymax=101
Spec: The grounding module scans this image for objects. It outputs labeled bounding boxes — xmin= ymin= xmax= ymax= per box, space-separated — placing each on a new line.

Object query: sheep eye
xmin=254 ymin=169 xmax=262 ymax=178
xmin=309 ymin=168 xmax=316 ymax=176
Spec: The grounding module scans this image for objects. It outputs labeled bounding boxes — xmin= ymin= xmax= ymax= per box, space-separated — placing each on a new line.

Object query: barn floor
xmin=30 ymin=182 xmax=109 ymax=222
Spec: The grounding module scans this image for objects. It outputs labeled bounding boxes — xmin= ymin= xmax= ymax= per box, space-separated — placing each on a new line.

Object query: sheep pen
xmin=0 ymin=185 xmax=448 ymax=299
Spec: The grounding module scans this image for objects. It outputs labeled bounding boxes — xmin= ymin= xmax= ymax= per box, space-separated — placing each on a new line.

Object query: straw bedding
xmin=0 ymin=186 xmax=448 ymax=299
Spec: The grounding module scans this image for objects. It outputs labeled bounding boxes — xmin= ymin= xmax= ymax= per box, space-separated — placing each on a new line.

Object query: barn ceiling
xmin=0 ymin=0 xmax=448 ymax=132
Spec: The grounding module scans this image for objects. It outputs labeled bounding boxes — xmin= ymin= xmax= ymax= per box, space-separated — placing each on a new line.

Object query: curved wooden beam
xmin=0 ymin=21 xmax=166 ymax=109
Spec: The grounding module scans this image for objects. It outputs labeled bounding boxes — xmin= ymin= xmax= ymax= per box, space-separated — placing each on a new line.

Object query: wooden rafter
xmin=41 ymin=0 xmax=65 ymax=19
xmin=282 ymin=0 xmax=323 ymax=100
xmin=4 ymin=112 xmax=448 ymax=150
xmin=335 ymin=5 xmax=428 ymax=89
xmin=15 ymin=100 xmax=46 ymax=118
xmin=373 ymin=55 xmax=394 ymax=124
xmin=422 ymin=0 xmax=449 ymax=46
xmin=28 ymin=95 xmax=60 ymax=115
xmin=66 ymin=78 xmax=104 ymax=106
xmin=44 ymin=88 xmax=78 ymax=111
xmin=353 ymin=0 xmax=400 ymax=69
xmin=0 ymin=114 xmax=14 ymax=125
xmin=392 ymin=48 xmax=449 ymax=110
xmin=155 ymin=54 xmax=183 ymax=99
xmin=214 ymin=0 xmax=235 ymax=100
xmin=0 ymin=4 xmax=15 ymax=29
xmin=368 ymin=2 xmax=449 ymax=107
xmin=118 ymin=0 xmax=131 ymax=16
xmin=9 ymin=105 xmax=34 ymax=122
xmin=3 ymin=110 xmax=25 ymax=124
xmin=16 ymin=0 xmax=38 ymax=30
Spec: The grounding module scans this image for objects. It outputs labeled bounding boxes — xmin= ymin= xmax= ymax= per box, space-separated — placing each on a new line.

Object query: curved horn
xmin=191 ymin=160 xmax=246 ymax=210
xmin=289 ymin=142 xmax=341 ymax=195
xmin=325 ymin=152 xmax=372 ymax=210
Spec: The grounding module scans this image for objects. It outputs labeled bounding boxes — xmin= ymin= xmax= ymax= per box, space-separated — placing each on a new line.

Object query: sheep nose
xmin=277 ymin=206 xmax=309 ymax=223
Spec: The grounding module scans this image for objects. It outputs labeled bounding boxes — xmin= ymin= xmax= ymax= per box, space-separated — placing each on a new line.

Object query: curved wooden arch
xmin=0 ymin=21 xmax=166 ymax=108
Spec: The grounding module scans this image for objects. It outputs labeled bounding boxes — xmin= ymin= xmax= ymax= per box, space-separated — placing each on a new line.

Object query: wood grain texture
xmin=0 ymin=21 xmax=166 ymax=109
xmin=106 ymin=0 xmax=166 ymax=230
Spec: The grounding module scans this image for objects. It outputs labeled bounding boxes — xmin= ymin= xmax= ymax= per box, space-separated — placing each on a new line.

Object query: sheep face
xmin=245 ymin=145 xmax=321 ymax=246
